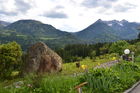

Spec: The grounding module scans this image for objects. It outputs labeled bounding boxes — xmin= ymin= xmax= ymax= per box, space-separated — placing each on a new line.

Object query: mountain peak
xmin=16 ymin=19 xmax=43 ymax=24
xmin=111 ymin=20 xmax=119 ymax=23
xmin=95 ymin=19 xmax=103 ymax=23
xmin=121 ymin=19 xmax=128 ymax=23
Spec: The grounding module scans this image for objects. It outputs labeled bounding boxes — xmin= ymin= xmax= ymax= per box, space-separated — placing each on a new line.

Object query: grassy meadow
xmin=0 ymin=55 xmax=140 ymax=93
xmin=1 ymin=41 xmax=140 ymax=93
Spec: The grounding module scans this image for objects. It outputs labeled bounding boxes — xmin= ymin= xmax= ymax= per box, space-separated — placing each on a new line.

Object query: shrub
xmin=135 ymin=55 xmax=140 ymax=62
xmin=109 ymin=40 xmax=130 ymax=55
xmin=80 ymin=61 xmax=140 ymax=93
xmin=0 ymin=42 xmax=22 ymax=79
xmin=80 ymin=68 xmax=120 ymax=93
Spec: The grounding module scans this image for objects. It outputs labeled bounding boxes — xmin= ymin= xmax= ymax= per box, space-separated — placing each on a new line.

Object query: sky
xmin=0 ymin=0 xmax=140 ymax=32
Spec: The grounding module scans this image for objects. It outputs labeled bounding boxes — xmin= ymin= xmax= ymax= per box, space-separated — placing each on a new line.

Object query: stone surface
xmin=129 ymin=83 xmax=140 ymax=93
xmin=24 ymin=42 xmax=62 ymax=74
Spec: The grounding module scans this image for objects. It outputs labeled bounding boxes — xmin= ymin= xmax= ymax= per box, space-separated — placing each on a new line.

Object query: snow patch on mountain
xmin=108 ymin=24 xmax=112 ymax=26
xmin=118 ymin=23 xmax=123 ymax=26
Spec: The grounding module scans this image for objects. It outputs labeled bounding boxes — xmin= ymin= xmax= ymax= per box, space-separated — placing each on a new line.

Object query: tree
xmin=0 ymin=41 xmax=22 ymax=79
xmin=134 ymin=42 xmax=140 ymax=55
xmin=100 ymin=43 xmax=110 ymax=55
xmin=109 ymin=40 xmax=130 ymax=55
xmin=90 ymin=50 xmax=96 ymax=61
xmin=138 ymin=33 xmax=140 ymax=40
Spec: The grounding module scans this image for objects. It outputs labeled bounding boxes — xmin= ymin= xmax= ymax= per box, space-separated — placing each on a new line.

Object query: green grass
xmin=2 ymin=54 xmax=139 ymax=93
xmin=1 ymin=61 xmax=140 ymax=93
xmin=134 ymin=55 xmax=140 ymax=66
xmin=80 ymin=61 xmax=140 ymax=93
xmin=1 ymin=33 xmax=11 ymax=36
xmin=16 ymin=34 xmax=27 ymax=38
xmin=136 ymin=62 xmax=140 ymax=66
xmin=0 ymin=56 xmax=116 ymax=93
xmin=62 ymin=57 xmax=115 ymax=75
xmin=39 ymin=37 xmax=56 ymax=40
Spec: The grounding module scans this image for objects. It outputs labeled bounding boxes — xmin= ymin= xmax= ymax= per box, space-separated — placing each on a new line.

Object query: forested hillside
xmin=0 ymin=19 xmax=140 ymax=50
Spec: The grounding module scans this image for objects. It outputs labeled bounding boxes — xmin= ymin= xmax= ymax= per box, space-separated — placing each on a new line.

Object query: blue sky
xmin=0 ymin=0 xmax=139 ymax=32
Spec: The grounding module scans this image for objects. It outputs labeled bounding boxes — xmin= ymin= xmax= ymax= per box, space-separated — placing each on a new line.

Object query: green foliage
xmin=56 ymin=43 xmax=105 ymax=62
xmin=100 ymin=43 xmax=111 ymax=55
xmin=135 ymin=55 xmax=140 ymax=62
xmin=134 ymin=42 xmax=140 ymax=55
xmin=62 ymin=57 xmax=112 ymax=75
xmin=0 ymin=60 xmax=140 ymax=93
xmin=138 ymin=33 xmax=140 ymax=40
xmin=37 ymin=75 xmax=79 ymax=93
xmin=89 ymin=50 xmax=96 ymax=60
xmin=80 ymin=62 xmax=140 ymax=93
xmin=0 ymin=20 xmax=82 ymax=50
xmin=0 ymin=42 xmax=22 ymax=79
xmin=109 ymin=40 xmax=130 ymax=55
xmin=0 ymin=74 xmax=79 ymax=93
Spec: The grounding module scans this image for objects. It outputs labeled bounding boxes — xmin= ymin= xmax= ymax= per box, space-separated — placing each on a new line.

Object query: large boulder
xmin=24 ymin=42 xmax=62 ymax=74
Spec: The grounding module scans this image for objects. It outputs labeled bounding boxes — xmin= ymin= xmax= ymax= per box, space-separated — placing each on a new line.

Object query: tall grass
xmin=1 ymin=59 xmax=140 ymax=93
xmin=37 ymin=75 xmax=79 ymax=93
xmin=0 ymin=74 xmax=80 ymax=93
xmin=62 ymin=56 xmax=115 ymax=75
xmin=80 ymin=61 xmax=140 ymax=93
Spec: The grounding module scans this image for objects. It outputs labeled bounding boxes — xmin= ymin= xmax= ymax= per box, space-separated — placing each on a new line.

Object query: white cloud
xmin=0 ymin=0 xmax=140 ymax=32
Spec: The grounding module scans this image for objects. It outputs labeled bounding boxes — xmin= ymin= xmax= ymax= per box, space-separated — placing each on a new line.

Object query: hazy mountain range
xmin=75 ymin=19 xmax=140 ymax=43
xmin=0 ymin=19 xmax=140 ymax=49
xmin=0 ymin=21 xmax=10 ymax=28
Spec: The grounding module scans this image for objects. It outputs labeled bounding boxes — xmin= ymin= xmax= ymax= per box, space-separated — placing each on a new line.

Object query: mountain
xmin=6 ymin=20 xmax=69 ymax=38
xmin=75 ymin=19 xmax=140 ymax=43
xmin=102 ymin=19 xmax=140 ymax=39
xmin=0 ymin=20 xmax=10 ymax=26
xmin=1 ymin=19 xmax=140 ymax=50
xmin=1 ymin=20 xmax=82 ymax=50
xmin=0 ymin=24 xmax=3 ymax=29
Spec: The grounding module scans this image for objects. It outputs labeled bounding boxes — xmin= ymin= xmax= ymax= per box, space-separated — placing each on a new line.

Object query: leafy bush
xmin=135 ymin=55 xmax=140 ymax=62
xmin=0 ymin=42 xmax=22 ymax=79
xmin=80 ymin=61 xmax=140 ymax=93
xmin=114 ymin=61 xmax=140 ymax=72
xmin=109 ymin=40 xmax=130 ymax=55
xmin=80 ymin=68 xmax=120 ymax=93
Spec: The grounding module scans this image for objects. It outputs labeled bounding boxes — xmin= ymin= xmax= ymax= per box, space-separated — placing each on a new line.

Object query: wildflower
xmin=97 ymin=63 xmax=100 ymax=66
xmin=112 ymin=57 xmax=116 ymax=60
xmin=81 ymin=65 xmax=87 ymax=70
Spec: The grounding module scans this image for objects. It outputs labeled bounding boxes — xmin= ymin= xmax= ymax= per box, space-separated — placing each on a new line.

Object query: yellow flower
xmin=112 ymin=57 xmax=116 ymax=60
xmin=97 ymin=63 xmax=100 ymax=66
xmin=81 ymin=65 xmax=87 ymax=70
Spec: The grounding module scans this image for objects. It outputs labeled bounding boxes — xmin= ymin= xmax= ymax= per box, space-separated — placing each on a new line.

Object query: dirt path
xmin=94 ymin=60 xmax=120 ymax=69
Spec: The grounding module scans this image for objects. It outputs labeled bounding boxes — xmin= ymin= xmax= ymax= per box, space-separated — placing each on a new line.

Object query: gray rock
xmin=24 ymin=42 xmax=62 ymax=74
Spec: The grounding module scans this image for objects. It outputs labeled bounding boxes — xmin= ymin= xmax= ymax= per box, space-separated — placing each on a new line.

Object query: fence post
xmin=75 ymin=82 xmax=88 ymax=93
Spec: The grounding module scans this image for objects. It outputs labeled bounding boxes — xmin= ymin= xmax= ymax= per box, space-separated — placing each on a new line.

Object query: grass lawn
xmin=0 ymin=56 xmax=115 ymax=87
xmin=1 ymin=55 xmax=140 ymax=93
xmin=39 ymin=37 xmax=56 ymax=40
xmin=62 ymin=57 xmax=116 ymax=75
